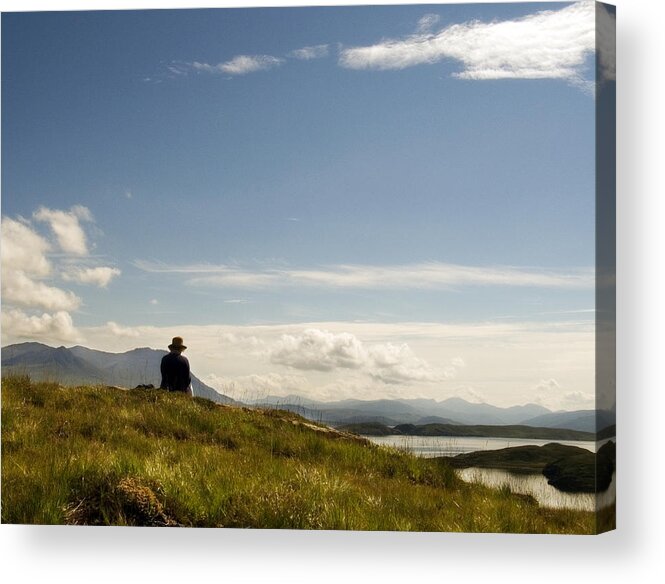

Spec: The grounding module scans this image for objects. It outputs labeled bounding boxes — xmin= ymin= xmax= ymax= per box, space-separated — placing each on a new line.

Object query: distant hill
xmin=339 ymin=421 xmax=595 ymax=441
xmin=254 ymin=395 xmax=613 ymax=433
xmin=520 ymin=409 xmax=616 ymax=433
xmin=1 ymin=342 xmax=236 ymax=405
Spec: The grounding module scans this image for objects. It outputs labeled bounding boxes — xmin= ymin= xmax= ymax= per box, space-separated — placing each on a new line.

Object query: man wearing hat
xmin=160 ymin=336 xmax=193 ymax=396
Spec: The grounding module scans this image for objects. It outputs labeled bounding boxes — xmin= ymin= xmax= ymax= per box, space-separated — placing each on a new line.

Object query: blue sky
xmin=1 ymin=2 xmax=613 ymax=408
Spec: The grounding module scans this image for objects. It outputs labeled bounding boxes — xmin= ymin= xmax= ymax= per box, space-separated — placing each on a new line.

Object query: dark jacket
xmin=160 ymin=352 xmax=191 ymax=392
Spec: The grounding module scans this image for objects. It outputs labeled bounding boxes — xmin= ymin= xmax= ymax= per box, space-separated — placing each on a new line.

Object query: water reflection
xmin=365 ymin=435 xmax=598 ymax=458
xmin=457 ymin=467 xmax=616 ymax=512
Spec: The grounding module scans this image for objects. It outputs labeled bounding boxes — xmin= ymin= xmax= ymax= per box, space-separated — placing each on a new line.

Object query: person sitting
xmin=160 ymin=336 xmax=193 ymax=397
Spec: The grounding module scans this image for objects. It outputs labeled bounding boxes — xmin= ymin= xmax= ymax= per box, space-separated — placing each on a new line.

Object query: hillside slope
xmin=1 ymin=376 xmax=604 ymax=533
xmin=1 ymin=342 xmax=235 ymax=405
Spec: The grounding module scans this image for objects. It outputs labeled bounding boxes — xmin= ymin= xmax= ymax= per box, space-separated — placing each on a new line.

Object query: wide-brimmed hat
xmin=168 ymin=336 xmax=187 ymax=351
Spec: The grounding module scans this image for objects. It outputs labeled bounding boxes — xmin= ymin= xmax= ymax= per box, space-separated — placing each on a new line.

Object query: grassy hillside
xmin=1 ymin=376 xmax=605 ymax=533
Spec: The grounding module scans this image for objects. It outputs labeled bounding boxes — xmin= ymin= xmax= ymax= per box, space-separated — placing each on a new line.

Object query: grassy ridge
xmin=1 ymin=376 xmax=602 ymax=533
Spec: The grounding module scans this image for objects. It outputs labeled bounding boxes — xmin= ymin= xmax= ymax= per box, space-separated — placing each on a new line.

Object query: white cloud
xmin=219 ymin=332 xmax=265 ymax=351
xmin=1 ymin=217 xmax=53 ymax=277
xmin=271 ymin=329 xmax=368 ymax=372
xmin=1 ymin=309 xmax=80 ymax=343
xmin=136 ymin=260 xmax=594 ymax=291
xmin=532 ymin=378 xmax=594 ymax=410
xmin=535 ymin=378 xmax=562 ymax=393
xmin=339 ymin=1 xmax=595 ymax=86
xmin=76 ymin=319 xmax=594 ymax=408
xmin=270 ymin=328 xmax=440 ymax=385
xmin=205 ymin=372 xmax=309 ymax=399
xmin=189 ymin=54 xmax=284 ymax=76
xmin=289 ymin=44 xmax=329 ymax=60
xmin=62 ymin=266 xmax=121 ymax=288
xmin=367 ymin=342 xmax=440 ymax=384
xmin=2 ymin=270 xmax=81 ymax=312
xmin=1 ymin=217 xmax=81 ymax=312
xmin=2 ymin=205 xmax=120 ymax=347
xmin=106 ymin=321 xmax=141 ymax=338
xmin=417 ymin=14 xmax=441 ymax=33
xmin=33 ymin=205 xmax=93 ymax=255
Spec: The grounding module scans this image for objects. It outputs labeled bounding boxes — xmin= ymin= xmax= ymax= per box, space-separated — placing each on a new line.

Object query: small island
xmin=441 ymin=441 xmax=616 ymax=493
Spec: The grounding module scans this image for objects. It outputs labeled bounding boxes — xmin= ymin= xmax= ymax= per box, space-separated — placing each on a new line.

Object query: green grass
xmin=1 ymin=376 xmax=605 ymax=533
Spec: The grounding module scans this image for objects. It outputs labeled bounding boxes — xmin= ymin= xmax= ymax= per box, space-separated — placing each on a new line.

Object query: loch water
xmin=364 ymin=435 xmax=615 ymax=511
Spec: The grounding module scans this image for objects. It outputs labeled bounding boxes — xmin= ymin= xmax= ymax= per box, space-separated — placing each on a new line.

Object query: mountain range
xmin=1 ymin=342 xmax=614 ymax=433
xmin=1 ymin=342 xmax=235 ymax=405
xmin=252 ymin=394 xmax=615 ymax=434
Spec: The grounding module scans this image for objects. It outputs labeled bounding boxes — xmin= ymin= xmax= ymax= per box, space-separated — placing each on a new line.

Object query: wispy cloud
xmin=62 ymin=266 xmax=121 ymax=288
xmin=416 ymin=14 xmax=441 ymax=34
xmin=339 ymin=2 xmax=596 ymax=86
xmin=289 ymin=44 xmax=329 ymax=60
xmin=134 ymin=260 xmax=594 ymax=291
xmin=183 ymin=54 xmax=285 ymax=76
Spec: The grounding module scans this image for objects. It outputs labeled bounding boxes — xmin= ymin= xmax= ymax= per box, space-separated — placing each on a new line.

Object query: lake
xmin=457 ymin=467 xmax=616 ymax=511
xmin=364 ymin=435 xmax=615 ymax=511
xmin=364 ymin=435 xmax=598 ymax=457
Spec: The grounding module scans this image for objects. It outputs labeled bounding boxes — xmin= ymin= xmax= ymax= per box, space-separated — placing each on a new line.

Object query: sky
xmin=1 ymin=1 xmax=615 ymax=409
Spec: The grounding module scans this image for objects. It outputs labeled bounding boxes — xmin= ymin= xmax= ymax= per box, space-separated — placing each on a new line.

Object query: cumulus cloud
xmin=2 ymin=271 xmax=81 ymax=312
xmin=1 ymin=217 xmax=52 ymax=277
xmin=271 ymin=329 xmax=368 ymax=372
xmin=2 ymin=205 xmax=120 ymax=346
xmin=270 ymin=328 xmax=440 ymax=384
xmin=1 ymin=309 xmax=80 ymax=343
xmin=188 ymin=54 xmax=284 ymax=76
xmin=62 ymin=266 xmax=121 ymax=288
xmin=366 ymin=342 xmax=441 ymax=384
xmin=106 ymin=321 xmax=141 ymax=338
xmin=33 ymin=205 xmax=93 ymax=255
xmin=1 ymin=217 xmax=82 ymax=312
xmin=289 ymin=44 xmax=329 ymax=60
xmin=339 ymin=2 xmax=595 ymax=86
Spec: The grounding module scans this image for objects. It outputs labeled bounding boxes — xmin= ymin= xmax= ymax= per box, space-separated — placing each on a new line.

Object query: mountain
xmin=2 ymin=342 xmax=107 ymax=384
xmin=422 ymin=398 xmax=551 ymax=426
xmin=253 ymin=395 xmax=611 ymax=433
xmin=1 ymin=342 xmax=236 ymax=405
xmin=520 ymin=409 xmax=616 ymax=433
